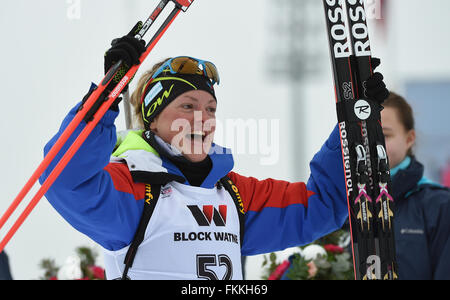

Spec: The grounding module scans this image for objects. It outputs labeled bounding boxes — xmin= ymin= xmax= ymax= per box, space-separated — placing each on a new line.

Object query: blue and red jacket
xmin=40 ymin=102 xmax=348 ymax=258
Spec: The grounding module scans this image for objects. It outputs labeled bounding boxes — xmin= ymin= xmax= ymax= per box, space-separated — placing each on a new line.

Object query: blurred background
xmin=0 ymin=0 xmax=449 ymax=279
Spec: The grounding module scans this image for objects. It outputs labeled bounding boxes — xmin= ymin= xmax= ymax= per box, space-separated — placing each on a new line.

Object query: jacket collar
xmin=390 ymin=156 xmax=424 ymax=201
xmin=111 ymin=130 xmax=234 ymax=189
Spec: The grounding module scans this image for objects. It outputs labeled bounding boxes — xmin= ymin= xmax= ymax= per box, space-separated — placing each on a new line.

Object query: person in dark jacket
xmin=382 ymin=92 xmax=450 ymax=280
xmin=0 ymin=251 xmax=13 ymax=280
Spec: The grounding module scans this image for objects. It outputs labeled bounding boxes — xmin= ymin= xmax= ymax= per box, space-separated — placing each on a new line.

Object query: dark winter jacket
xmin=0 ymin=251 xmax=13 ymax=280
xmin=392 ymin=156 xmax=450 ymax=280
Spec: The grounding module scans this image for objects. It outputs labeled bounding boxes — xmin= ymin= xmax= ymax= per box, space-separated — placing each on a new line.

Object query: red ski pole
xmin=0 ymin=0 xmax=194 ymax=252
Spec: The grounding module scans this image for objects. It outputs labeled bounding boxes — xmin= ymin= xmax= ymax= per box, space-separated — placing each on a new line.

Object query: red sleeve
xmin=227 ymin=171 xmax=315 ymax=213
xmin=104 ymin=162 xmax=146 ymax=201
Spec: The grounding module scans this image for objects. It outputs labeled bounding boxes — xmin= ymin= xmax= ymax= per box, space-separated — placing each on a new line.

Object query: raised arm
xmin=229 ymin=125 xmax=348 ymax=256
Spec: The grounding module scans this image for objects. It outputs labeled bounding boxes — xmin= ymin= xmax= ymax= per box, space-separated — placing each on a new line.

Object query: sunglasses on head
xmin=151 ymin=56 xmax=220 ymax=85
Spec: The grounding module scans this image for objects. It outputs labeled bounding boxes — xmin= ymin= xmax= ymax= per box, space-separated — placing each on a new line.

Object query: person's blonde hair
xmin=130 ymin=57 xmax=172 ymax=129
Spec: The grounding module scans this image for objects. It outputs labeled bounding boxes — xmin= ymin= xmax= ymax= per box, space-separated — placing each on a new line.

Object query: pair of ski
xmin=0 ymin=0 xmax=195 ymax=253
xmin=323 ymin=0 xmax=398 ymax=279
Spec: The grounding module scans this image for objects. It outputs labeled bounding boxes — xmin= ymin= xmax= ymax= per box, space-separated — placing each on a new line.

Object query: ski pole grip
xmin=102 ymin=61 xmax=123 ymax=86
xmin=172 ymin=0 xmax=194 ymax=11
xmin=78 ymin=61 xmax=122 ymax=123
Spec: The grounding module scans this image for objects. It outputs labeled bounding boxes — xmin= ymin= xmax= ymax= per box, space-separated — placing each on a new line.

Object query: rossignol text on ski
xmin=322 ymin=0 xmax=398 ymax=280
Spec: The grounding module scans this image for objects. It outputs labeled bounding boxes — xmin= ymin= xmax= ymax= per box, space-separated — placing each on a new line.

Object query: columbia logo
xmin=400 ymin=228 xmax=424 ymax=235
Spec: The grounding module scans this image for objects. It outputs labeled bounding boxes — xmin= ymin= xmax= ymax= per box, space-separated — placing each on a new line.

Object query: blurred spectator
xmin=442 ymin=161 xmax=450 ymax=187
xmin=0 ymin=251 xmax=13 ymax=280
xmin=381 ymin=92 xmax=450 ymax=280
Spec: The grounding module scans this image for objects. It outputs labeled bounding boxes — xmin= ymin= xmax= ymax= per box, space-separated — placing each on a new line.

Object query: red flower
xmin=324 ymin=244 xmax=344 ymax=254
xmin=88 ymin=265 xmax=105 ymax=280
xmin=268 ymin=260 xmax=291 ymax=280
xmin=49 ymin=276 xmax=58 ymax=280
xmin=307 ymin=261 xmax=318 ymax=278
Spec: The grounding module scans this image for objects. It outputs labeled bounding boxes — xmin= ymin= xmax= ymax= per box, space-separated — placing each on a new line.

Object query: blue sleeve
xmin=40 ymin=101 xmax=144 ymax=251
xmin=304 ymin=124 xmax=349 ymax=240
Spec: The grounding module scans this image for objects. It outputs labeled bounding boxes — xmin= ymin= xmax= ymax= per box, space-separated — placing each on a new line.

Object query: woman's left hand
xmin=364 ymin=57 xmax=390 ymax=105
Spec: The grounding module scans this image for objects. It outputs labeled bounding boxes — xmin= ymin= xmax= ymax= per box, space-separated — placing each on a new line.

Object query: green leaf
xmin=286 ymin=254 xmax=310 ymax=280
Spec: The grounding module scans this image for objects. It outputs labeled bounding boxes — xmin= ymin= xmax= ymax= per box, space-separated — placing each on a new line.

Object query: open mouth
xmin=186 ymin=131 xmax=207 ymax=142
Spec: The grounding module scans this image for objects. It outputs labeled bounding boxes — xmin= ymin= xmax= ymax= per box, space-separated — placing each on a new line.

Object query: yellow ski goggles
xmin=151 ymin=56 xmax=220 ymax=85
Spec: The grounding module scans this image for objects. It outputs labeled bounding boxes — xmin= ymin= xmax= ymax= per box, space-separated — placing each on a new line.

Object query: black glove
xmin=104 ymin=37 xmax=146 ymax=75
xmin=103 ymin=22 xmax=146 ymax=110
xmin=104 ymin=21 xmax=146 ymax=91
xmin=364 ymin=57 xmax=390 ymax=105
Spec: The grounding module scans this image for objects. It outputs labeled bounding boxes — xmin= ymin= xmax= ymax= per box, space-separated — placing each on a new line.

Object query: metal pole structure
xmin=122 ymin=90 xmax=133 ymax=130
xmin=122 ymin=0 xmax=138 ymax=130
xmin=266 ymin=0 xmax=324 ymax=181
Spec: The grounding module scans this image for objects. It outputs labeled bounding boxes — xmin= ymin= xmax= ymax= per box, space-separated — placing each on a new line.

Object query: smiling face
xmin=149 ymin=90 xmax=217 ymax=162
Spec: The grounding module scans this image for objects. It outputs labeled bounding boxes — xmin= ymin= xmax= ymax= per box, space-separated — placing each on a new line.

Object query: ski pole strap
xmin=121 ymin=183 xmax=161 ymax=280
xmin=219 ymin=177 xmax=245 ymax=247
xmin=77 ymin=84 xmax=122 ymax=123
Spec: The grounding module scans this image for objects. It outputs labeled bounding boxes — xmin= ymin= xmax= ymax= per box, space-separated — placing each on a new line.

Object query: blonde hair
xmin=130 ymin=57 xmax=172 ymax=129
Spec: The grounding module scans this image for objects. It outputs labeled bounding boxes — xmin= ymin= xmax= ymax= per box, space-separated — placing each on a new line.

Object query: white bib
xmin=103 ymin=181 xmax=243 ymax=280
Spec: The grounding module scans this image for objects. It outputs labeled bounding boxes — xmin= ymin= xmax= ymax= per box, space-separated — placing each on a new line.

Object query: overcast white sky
xmin=0 ymin=0 xmax=449 ymax=279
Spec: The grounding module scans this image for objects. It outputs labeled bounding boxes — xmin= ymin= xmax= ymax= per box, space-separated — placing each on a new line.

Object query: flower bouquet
xmin=39 ymin=246 xmax=105 ymax=280
xmin=262 ymin=230 xmax=354 ymax=280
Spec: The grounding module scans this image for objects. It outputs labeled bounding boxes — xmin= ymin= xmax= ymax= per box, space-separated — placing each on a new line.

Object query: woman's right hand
xmin=104 ymin=21 xmax=146 ymax=78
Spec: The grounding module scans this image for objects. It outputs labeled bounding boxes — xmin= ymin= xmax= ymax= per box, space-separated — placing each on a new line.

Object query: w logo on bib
xmin=187 ymin=205 xmax=227 ymax=227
